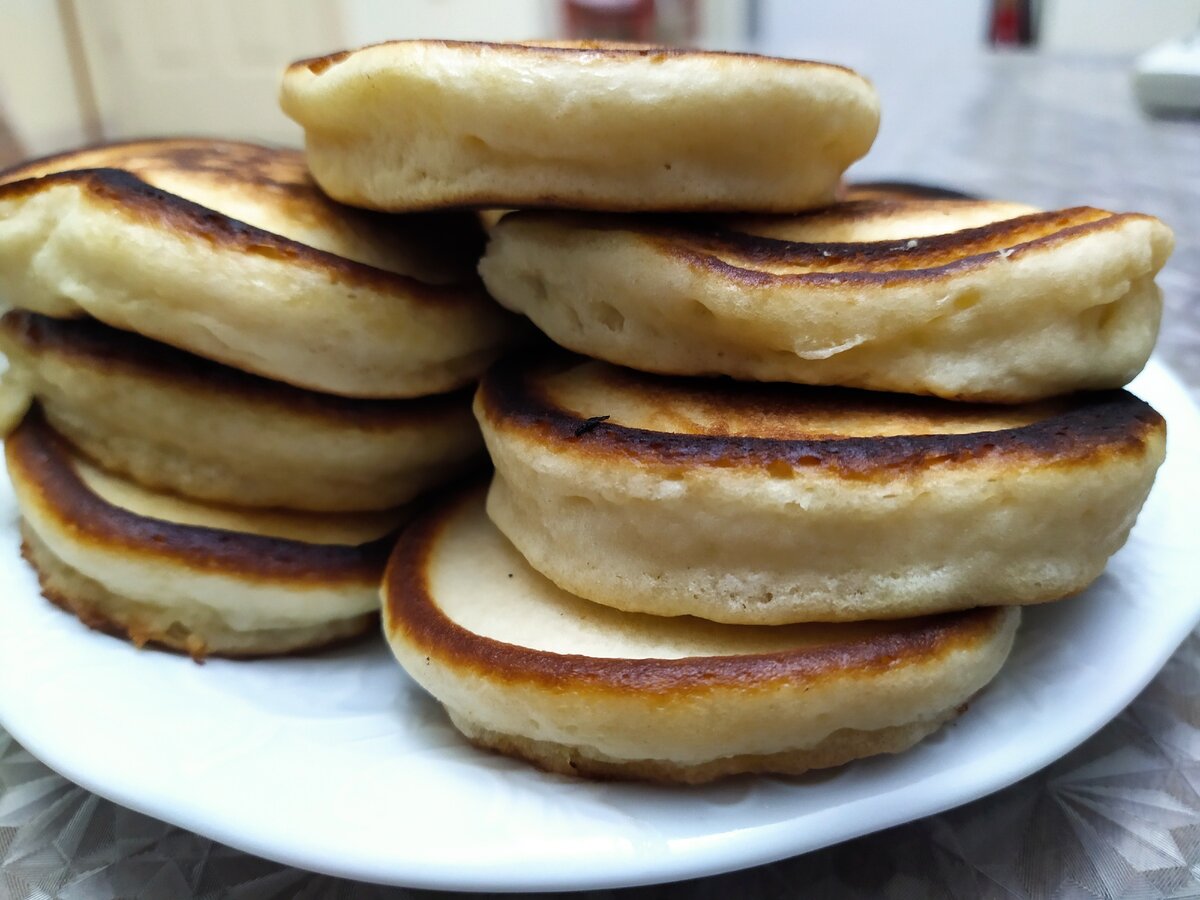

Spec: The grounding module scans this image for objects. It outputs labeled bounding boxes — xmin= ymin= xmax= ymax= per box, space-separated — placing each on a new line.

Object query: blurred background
xmin=1 ymin=0 xmax=1198 ymax=170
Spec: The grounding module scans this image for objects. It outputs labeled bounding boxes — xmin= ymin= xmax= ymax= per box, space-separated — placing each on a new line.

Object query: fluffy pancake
xmin=475 ymin=355 xmax=1166 ymax=624
xmin=280 ymin=40 xmax=880 ymax=213
xmin=478 ymin=195 xmax=1174 ymax=402
xmin=6 ymin=413 xmax=407 ymax=658
xmin=382 ymin=486 xmax=1020 ymax=783
xmin=0 ymin=139 xmax=523 ymax=398
xmin=0 ymin=311 xmax=482 ymax=511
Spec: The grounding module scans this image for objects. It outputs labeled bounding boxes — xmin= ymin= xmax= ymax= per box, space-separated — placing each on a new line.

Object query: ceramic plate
xmin=1 ymin=360 xmax=1198 ymax=893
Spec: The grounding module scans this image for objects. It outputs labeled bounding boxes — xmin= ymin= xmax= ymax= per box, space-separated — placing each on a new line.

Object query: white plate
xmin=2 ymin=360 xmax=1198 ymax=893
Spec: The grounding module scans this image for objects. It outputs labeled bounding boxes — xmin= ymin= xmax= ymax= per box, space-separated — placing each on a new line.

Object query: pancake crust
xmin=0 ymin=311 xmax=483 ymax=511
xmin=478 ymin=195 xmax=1173 ymax=402
xmin=281 ymin=40 xmax=880 ymax=213
xmin=21 ymin=527 xmax=376 ymax=660
xmin=475 ymin=355 xmax=1166 ymax=624
xmin=382 ymin=486 xmax=1020 ymax=783
xmin=0 ymin=139 xmax=523 ymax=398
xmin=6 ymin=412 xmax=405 ymax=658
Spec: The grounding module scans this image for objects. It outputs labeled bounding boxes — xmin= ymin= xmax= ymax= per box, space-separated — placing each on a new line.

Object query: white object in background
xmin=1041 ymin=0 xmax=1200 ymax=54
xmin=1134 ymin=31 xmax=1200 ymax=114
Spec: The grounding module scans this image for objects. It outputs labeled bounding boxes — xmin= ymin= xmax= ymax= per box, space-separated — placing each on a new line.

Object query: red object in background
xmin=561 ymin=0 xmax=698 ymax=45
xmin=989 ymin=0 xmax=1034 ymax=46
xmin=563 ymin=0 xmax=657 ymax=42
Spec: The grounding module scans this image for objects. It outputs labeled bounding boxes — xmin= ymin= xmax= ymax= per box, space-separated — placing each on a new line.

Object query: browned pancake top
xmin=6 ymin=413 xmax=397 ymax=583
xmin=502 ymin=203 xmax=1153 ymax=286
xmin=0 ymin=310 xmax=473 ymax=430
xmin=477 ymin=354 xmax=1164 ymax=476
xmin=842 ymin=181 xmax=978 ymax=202
xmin=383 ymin=485 xmax=1009 ymax=695
xmin=0 ymin=138 xmax=487 ymax=294
xmin=2 ymin=139 xmax=315 ymax=197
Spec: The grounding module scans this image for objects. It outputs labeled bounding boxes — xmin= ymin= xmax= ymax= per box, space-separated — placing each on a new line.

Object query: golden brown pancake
xmin=280 ymin=40 xmax=880 ymax=213
xmin=478 ymin=195 xmax=1173 ymax=402
xmin=0 ymin=311 xmax=482 ymax=511
xmin=6 ymin=412 xmax=408 ymax=659
xmin=0 ymin=139 xmax=523 ymax=398
xmin=382 ymin=486 xmax=1020 ymax=783
xmin=475 ymin=354 xmax=1166 ymax=624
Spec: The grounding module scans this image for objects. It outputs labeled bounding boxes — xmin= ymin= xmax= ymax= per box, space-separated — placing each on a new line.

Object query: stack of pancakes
xmin=283 ymin=41 xmax=1173 ymax=783
xmin=0 ymin=138 xmax=522 ymax=659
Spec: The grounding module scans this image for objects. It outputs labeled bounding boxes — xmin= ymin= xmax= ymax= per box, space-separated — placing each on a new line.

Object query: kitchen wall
xmin=0 ymin=1 xmax=89 ymax=161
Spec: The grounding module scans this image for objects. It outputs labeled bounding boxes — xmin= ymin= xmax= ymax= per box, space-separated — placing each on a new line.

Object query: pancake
xmin=0 ymin=311 xmax=482 ymax=511
xmin=280 ymin=40 xmax=880 ymax=213
xmin=844 ymin=181 xmax=978 ymax=201
xmin=475 ymin=355 xmax=1166 ymax=624
xmin=6 ymin=412 xmax=407 ymax=658
xmin=382 ymin=486 xmax=1020 ymax=783
xmin=478 ymin=195 xmax=1174 ymax=402
xmin=0 ymin=138 xmax=523 ymax=398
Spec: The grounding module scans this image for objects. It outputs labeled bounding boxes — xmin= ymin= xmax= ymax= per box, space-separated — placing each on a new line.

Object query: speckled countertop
xmin=1 ymin=53 xmax=1198 ymax=899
